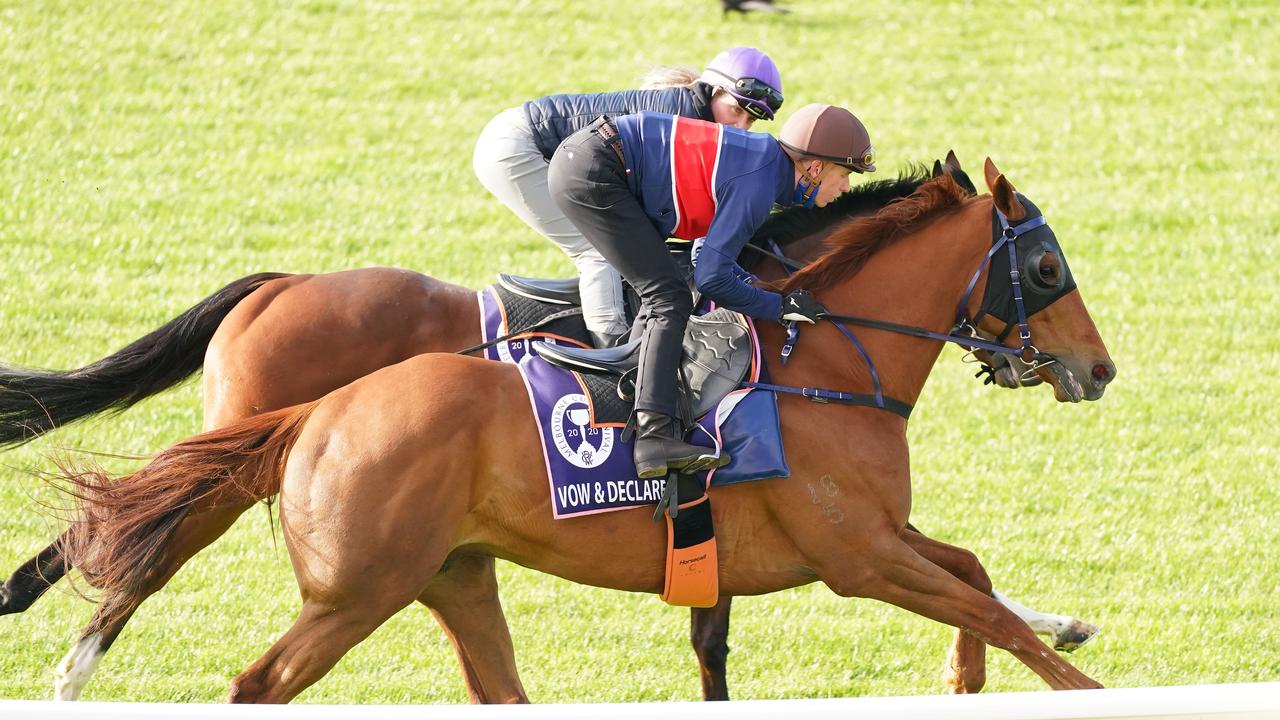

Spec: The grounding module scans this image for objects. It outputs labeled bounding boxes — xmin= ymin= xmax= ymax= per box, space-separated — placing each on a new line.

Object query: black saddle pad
xmin=493 ymin=284 xmax=592 ymax=346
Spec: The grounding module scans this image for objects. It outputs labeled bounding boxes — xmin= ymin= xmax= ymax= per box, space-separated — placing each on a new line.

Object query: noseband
xmin=744 ymin=195 xmax=1076 ymax=419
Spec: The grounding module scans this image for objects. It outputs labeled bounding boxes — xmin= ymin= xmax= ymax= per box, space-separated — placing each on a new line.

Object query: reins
xmin=454 ymin=307 xmax=584 ymax=357
xmin=743 ymin=202 xmax=1057 ymax=420
xmin=741 ymin=238 xmax=807 ymax=272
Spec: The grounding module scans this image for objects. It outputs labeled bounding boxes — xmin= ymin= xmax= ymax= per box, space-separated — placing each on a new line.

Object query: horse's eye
xmin=1026 ymin=251 xmax=1064 ymax=293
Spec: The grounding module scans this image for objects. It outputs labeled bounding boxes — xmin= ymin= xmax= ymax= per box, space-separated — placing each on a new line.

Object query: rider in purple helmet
xmin=698 ymin=47 xmax=785 ymax=122
xmin=472 ymin=48 xmax=784 ymax=348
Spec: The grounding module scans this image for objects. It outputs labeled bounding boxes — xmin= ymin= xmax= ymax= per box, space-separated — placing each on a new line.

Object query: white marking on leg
xmin=993 ymin=590 xmax=1099 ymax=650
xmin=993 ymin=590 xmax=1067 ymax=636
xmin=53 ymin=632 xmax=105 ymax=701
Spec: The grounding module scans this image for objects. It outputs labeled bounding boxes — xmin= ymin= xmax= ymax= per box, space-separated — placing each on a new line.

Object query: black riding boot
xmin=633 ymin=410 xmax=728 ymax=479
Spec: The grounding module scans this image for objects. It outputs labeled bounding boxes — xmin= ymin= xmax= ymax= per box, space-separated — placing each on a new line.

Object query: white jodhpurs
xmin=472 ymin=107 xmax=629 ymax=338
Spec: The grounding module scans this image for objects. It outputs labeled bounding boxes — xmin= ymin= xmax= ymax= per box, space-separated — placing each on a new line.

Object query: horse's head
xmin=930 ymin=153 xmax=1042 ymax=390
xmin=973 ymin=158 xmax=1116 ymax=402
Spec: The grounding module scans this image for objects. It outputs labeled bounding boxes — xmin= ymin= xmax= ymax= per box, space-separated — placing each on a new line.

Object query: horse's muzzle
xmin=1046 ymin=357 xmax=1115 ymax=402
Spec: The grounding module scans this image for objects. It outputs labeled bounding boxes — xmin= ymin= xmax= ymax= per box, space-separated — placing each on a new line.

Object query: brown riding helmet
xmin=778 ymin=103 xmax=876 ymax=173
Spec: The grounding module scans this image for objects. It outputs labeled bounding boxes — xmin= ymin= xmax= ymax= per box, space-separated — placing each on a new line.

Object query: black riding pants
xmin=548 ymin=125 xmax=692 ymax=418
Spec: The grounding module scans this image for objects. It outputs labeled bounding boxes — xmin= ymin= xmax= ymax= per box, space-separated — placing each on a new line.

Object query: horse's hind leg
xmin=228 ymin=503 xmax=450 ymax=701
xmin=0 ymin=534 xmax=68 ymax=616
xmin=228 ymin=595 xmax=413 ymax=704
xmin=690 ymin=598 xmax=733 ymax=701
xmin=52 ymin=500 xmax=255 ymax=700
xmin=418 ymin=554 xmax=528 ymax=704
xmin=53 ymin=594 xmax=142 ymax=700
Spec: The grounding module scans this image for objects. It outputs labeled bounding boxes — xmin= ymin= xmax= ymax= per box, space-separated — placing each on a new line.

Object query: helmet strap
xmin=793 ymin=161 xmax=823 ymax=208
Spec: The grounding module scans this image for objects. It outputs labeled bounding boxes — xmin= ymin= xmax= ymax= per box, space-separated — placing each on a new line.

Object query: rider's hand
xmin=779 ymin=289 xmax=826 ymax=324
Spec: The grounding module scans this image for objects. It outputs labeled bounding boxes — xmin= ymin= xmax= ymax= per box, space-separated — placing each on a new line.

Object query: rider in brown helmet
xmin=549 ymin=103 xmax=875 ymax=478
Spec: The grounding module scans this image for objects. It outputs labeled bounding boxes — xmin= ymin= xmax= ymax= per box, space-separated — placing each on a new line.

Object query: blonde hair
xmin=639 ymin=65 xmax=700 ymax=90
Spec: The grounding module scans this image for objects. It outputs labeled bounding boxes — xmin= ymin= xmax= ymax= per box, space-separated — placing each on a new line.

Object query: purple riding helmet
xmin=699 ymin=47 xmax=784 ymax=121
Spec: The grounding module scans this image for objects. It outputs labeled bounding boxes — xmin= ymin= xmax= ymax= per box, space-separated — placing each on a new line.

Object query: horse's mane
xmin=740 ymin=165 xmax=935 ymax=269
xmin=779 ymin=174 xmax=971 ymax=293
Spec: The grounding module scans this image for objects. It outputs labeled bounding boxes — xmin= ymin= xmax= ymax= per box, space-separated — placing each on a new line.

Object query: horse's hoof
xmin=1053 ymin=620 xmax=1100 ymax=652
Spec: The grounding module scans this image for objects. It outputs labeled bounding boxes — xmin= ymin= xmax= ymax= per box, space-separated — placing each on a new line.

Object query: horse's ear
xmin=983 ymin=157 xmax=1001 ymax=191
xmin=944 ymin=152 xmax=977 ymax=195
xmin=931 ymin=159 xmax=944 ymax=178
xmin=990 ymin=176 xmax=1028 ymax=221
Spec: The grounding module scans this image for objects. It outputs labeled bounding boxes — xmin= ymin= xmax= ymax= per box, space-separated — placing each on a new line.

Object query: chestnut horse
xmin=3 ymin=157 xmax=1096 ymax=702
xmin=55 ymin=161 xmax=1114 ymax=702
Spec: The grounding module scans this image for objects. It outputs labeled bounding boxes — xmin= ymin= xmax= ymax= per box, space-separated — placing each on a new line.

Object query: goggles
xmin=707 ymin=69 xmax=784 ymax=120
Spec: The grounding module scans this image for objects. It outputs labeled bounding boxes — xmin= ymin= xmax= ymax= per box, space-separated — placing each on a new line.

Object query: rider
xmin=547 ymin=104 xmax=877 ymax=478
xmin=473 ymin=48 xmax=785 ymax=348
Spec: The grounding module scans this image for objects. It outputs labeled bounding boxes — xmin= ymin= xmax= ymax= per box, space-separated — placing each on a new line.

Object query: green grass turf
xmin=2 ymin=0 xmax=1278 ymax=703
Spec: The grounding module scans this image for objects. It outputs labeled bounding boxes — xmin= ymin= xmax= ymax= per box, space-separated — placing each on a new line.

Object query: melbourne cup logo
xmin=550 ymin=393 xmax=613 ymax=469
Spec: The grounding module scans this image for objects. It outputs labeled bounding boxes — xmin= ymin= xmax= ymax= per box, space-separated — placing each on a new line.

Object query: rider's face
xmin=809 ymin=161 xmax=853 ymax=208
xmin=710 ymin=91 xmax=757 ymax=130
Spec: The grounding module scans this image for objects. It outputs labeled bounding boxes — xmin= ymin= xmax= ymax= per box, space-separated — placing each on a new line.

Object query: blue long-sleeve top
xmin=522 ymin=83 xmax=715 ymax=160
xmin=614 ymin=111 xmax=795 ymax=321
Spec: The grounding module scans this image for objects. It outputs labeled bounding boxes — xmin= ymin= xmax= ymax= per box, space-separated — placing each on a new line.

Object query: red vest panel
xmin=670 ymin=117 xmax=723 ymax=240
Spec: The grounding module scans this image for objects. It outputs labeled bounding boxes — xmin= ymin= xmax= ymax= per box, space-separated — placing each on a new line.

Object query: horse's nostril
xmin=1092 ymin=363 xmax=1114 ymax=384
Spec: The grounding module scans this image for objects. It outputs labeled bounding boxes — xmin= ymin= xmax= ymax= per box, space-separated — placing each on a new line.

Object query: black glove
xmin=779 ymin=289 xmax=826 ymax=324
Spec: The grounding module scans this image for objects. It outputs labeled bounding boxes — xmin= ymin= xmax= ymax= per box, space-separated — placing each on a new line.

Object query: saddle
xmin=532 ymin=308 xmax=754 ymax=425
xmin=497 ymin=273 xmax=580 ymax=306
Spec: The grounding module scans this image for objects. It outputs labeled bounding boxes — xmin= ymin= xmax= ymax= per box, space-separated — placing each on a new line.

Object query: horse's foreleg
xmin=994 ymin=591 xmax=1100 ymax=652
xmin=901 ymin=529 xmax=991 ymax=694
xmin=418 ymin=554 xmax=528 ymax=704
xmin=822 ymin=533 xmax=1102 ymax=691
xmin=0 ymin=534 xmax=68 ymax=616
xmin=690 ymin=597 xmax=733 ymax=701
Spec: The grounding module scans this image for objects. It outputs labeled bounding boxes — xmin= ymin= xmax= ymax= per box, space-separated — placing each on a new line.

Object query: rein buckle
xmin=801 ymin=387 xmax=830 ymax=403
xmin=780 ymin=322 xmax=799 ymax=365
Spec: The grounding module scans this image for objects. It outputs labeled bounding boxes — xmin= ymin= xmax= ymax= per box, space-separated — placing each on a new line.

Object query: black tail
xmin=0 ymin=272 xmax=292 ymax=449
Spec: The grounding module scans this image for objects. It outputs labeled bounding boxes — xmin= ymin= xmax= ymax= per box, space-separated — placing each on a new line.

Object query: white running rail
xmin=1 ymin=683 xmax=1278 ymax=719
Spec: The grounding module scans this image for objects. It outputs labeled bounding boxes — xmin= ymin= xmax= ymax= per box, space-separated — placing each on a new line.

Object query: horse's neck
xmin=767 ymin=199 xmax=993 ymax=409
